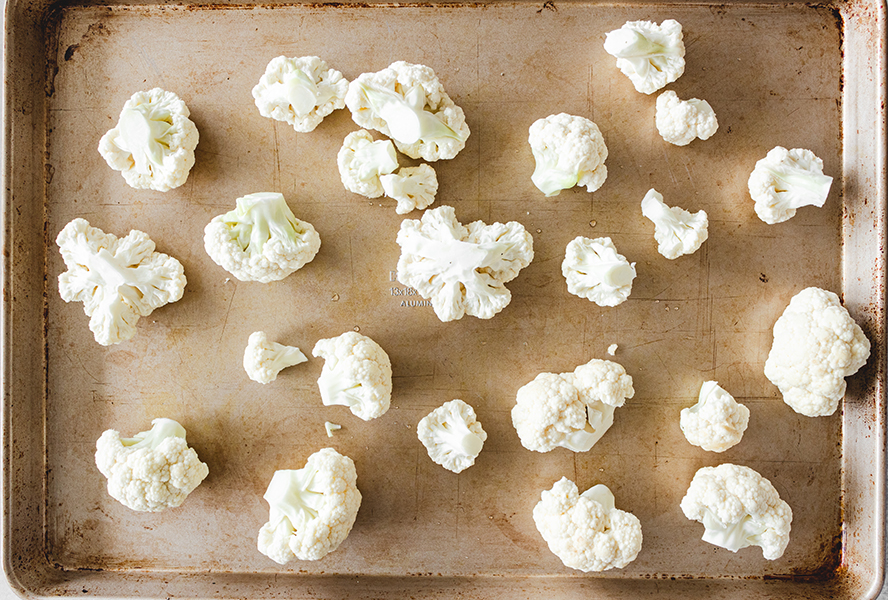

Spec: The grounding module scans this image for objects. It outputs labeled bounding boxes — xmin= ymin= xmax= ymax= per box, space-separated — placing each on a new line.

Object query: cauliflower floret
xmin=258 ymin=448 xmax=361 ymax=564
xmin=345 ymin=61 xmax=470 ymax=161
xmin=533 ymin=478 xmax=643 ymax=572
xmin=396 ymin=205 xmax=534 ymax=322
xmin=95 ymin=418 xmax=209 ymax=512
xmin=562 ymin=236 xmax=636 ymax=307
xmin=528 ymin=113 xmax=608 ymax=197
xmin=680 ymin=463 xmax=793 ymax=560
xmin=748 ymin=146 xmax=834 ymax=224
xmin=417 ymin=399 xmax=487 ymax=473
xmin=764 ymin=287 xmax=870 ymax=417
xmin=640 ymin=188 xmax=708 ymax=259
xmin=337 ymin=129 xmax=399 ymax=198
xmin=604 ymin=19 xmax=685 ymax=94
xmin=312 ymin=331 xmax=392 ymax=421
xmin=98 ymin=88 xmax=199 ymax=192
xmin=252 ymin=56 xmax=348 ymax=133
xmin=243 ymin=331 xmax=308 ymax=384
xmin=680 ymin=381 xmax=750 ymax=452
xmin=511 ymin=359 xmax=634 ymax=453
xmin=204 ymin=192 xmax=321 ymax=283
xmin=655 ymin=91 xmax=718 ymax=146
xmin=56 ymin=218 xmax=186 ymax=346
xmin=380 ymin=164 xmax=439 ymax=215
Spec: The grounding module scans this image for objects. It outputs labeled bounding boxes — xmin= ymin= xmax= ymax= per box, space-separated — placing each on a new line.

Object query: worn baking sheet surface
xmin=19 ymin=0 xmax=871 ymax=592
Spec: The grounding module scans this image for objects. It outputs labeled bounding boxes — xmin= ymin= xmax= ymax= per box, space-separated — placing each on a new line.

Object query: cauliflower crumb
xmin=607 ymin=344 xmax=618 ymax=356
xmin=324 ymin=422 xmax=342 ymax=437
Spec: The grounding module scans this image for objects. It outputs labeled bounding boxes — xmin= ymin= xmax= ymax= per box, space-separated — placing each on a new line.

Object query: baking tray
xmin=2 ymin=0 xmax=885 ymax=597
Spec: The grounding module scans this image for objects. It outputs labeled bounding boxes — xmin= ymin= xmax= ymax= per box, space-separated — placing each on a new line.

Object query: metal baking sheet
xmin=3 ymin=0 xmax=885 ymax=597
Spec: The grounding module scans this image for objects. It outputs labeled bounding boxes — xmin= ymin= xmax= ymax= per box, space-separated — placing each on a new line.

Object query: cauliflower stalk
xmin=204 ymin=192 xmax=321 ymax=283
xmin=562 ymin=236 xmax=636 ymax=307
xmin=655 ymin=91 xmax=718 ymax=146
xmin=98 ymin=88 xmax=199 ymax=192
xmin=528 ymin=113 xmax=608 ymax=197
xmin=337 ymin=129 xmax=399 ymax=198
xmin=95 ymin=418 xmax=209 ymax=512
xmin=533 ymin=478 xmax=643 ymax=572
xmin=380 ymin=164 xmax=439 ymax=215
xmin=748 ymin=146 xmax=833 ymax=224
xmin=764 ymin=287 xmax=870 ymax=417
xmin=258 ymin=448 xmax=361 ymax=564
xmin=680 ymin=381 xmax=750 ymax=452
xmin=604 ymin=20 xmax=686 ymax=94
xmin=641 ymin=188 xmax=708 ymax=259
xmin=417 ymin=399 xmax=487 ymax=473
xmin=243 ymin=331 xmax=308 ymax=384
xmin=396 ymin=205 xmax=534 ymax=322
xmin=56 ymin=218 xmax=186 ymax=346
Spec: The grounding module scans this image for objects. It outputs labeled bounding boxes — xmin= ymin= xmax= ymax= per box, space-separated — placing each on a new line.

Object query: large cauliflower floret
xmin=603 ymin=19 xmax=685 ymax=94
xmin=764 ymin=287 xmax=870 ymax=417
xmin=204 ymin=192 xmax=321 ymax=283
xmin=252 ymin=56 xmax=348 ymax=133
xmin=417 ymin=399 xmax=487 ymax=473
xmin=528 ymin=113 xmax=608 ymax=197
xmin=56 ymin=218 xmax=186 ymax=346
xmin=748 ymin=146 xmax=834 ymax=225
xmin=337 ymin=129 xmax=399 ymax=198
xmin=640 ymin=188 xmax=708 ymax=259
xmin=257 ymin=448 xmax=362 ymax=564
xmin=533 ymin=478 xmax=643 ymax=572
xmin=380 ymin=164 xmax=439 ymax=215
xmin=396 ymin=205 xmax=534 ymax=322
xmin=98 ymin=88 xmax=199 ymax=192
xmin=243 ymin=331 xmax=308 ymax=384
xmin=655 ymin=91 xmax=718 ymax=146
xmin=680 ymin=381 xmax=750 ymax=452
xmin=345 ymin=61 xmax=470 ymax=161
xmin=562 ymin=236 xmax=636 ymax=307
xmin=312 ymin=331 xmax=393 ymax=421
xmin=680 ymin=463 xmax=793 ymax=560
xmin=95 ymin=418 xmax=209 ymax=512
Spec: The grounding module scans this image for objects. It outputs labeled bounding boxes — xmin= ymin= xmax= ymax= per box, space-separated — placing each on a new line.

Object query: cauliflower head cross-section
xmin=417 ymin=399 xmax=487 ymax=473
xmin=562 ymin=236 xmax=636 ymax=307
xmin=680 ymin=381 xmax=750 ymax=452
xmin=655 ymin=91 xmax=718 ymax=146
xmin=748 ymin=146 xmax=834 ymax=225
xmin=396 ymin=205 xmax=534 ymax=322
xmin=380 ymin=164 xmax=439 ymax=215
xmin=641 ymin=188 xmax=708 ymax=259
xmin=528 ymin=113 xmax=608 ymax=197
xmin=604 ymin=19 xmax=686 ymax=94
xmin=56 ymin=218 xmax=186 ymax=346
xmin=243 ymin=331 xmax=308 ymax=384
xmin=337 ymin=129 xmax=399 ymax=198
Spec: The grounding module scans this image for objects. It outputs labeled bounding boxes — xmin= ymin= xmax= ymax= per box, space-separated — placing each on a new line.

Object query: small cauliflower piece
xmin=380 ymin=164 xmax=439 ymax=215
xmin=511 ymin=359 xmax=634 ymax=453
xmin=258 ymin=448 xmax=361 ymax=564
xmin=417 ymin=399 xmax=487 ymax=473
xmin=204 ymin=192 xmax=321 ymax=283
xmin=95 ymin=418 xmax=209 ymax=512
xmin=337 ymin=129 xmax=399 ymax=198
xmin=312 ymin=331 xmax=393 ymax=421
xmin=324 ymin=422 xmax=342 ymax=437
xmin=764 ymin=287 xmax=870 ymax=417
xmin=641 ymin=188 xmax=708 ymax=259
xmin=243 ymin=331 xmax=308 ymax=384
xmin=528 ymin=113 xmax=608 ymax=197
xmin=655 ymin=91 xmax=718 ymax=146
xmin=345 ymin=61 xmax=470 ymax=161
xmin=604 ymin=19 xmax=685 ymax=94
xmin=680 ymin=381 xmax=749 ymax=452
xmin=748 ymin=146 xmax=834 ymax=225
xmin=562 ymin=236 xmax=636 ymax=307
xmin=396 ymin=205 xmax=534 ymax=322
xmin=98 ymin=88 xmax=199 ymax=192
xmin=56 ymin=218 xmax=186 ymax=346
xmin=533 ymin=478 xmax=643 ymax=572
xmin=680 ymin=463 xmax=793 ymax=560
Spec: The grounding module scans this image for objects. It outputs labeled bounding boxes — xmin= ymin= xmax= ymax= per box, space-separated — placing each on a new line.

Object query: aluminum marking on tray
xmin=389 ymin=271 xmax=431 ymax=308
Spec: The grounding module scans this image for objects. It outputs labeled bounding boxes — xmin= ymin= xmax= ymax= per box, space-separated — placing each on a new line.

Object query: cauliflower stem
xmin=700 ymin=509 xmax=768 ymax=553
xmin=120 ymin=418 xmax=186 ymax=449
xmin=354 ymin=81 xmax=465 ymax=146
xmin=228 ymin=193 xmax=311 ymax=255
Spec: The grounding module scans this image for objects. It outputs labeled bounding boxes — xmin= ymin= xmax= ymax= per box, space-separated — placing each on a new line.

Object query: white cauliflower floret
xmin=562 ymin=236 xmax=636 ymax=307
xmin=680 ymin=463 xmax=793 ymax=560
xmin=312 ymin=331 xmax=392 ymax=421
xmin=345 ymin=61 xmax=470 ymax=161
xmin=243 ymin=331 xmax=308 ymax=384
xmin=528 ymin=113 xmax=608 ymax=197
xmin=764 ymin=287 xmax=871 ymax=417
xmin=252 ymin=56 xmax=348 ymax=133
xmin=604 ymin=19 xmax=685 ymax=94
xmin=337 ymin=129 xmax=399 ymax=198
xmin=257 ymin=448 xmax=361 ymax=564
xmin=417 ymin=399 xmax=487 ymax=473
xmin=56 ymin=218 xmax=186 ymax=346
xmin=511 ymin=359 xmax=634 ymax=453
xmin=204 ymin=192 xmax=321 ymax=283
xmin=641 ymin=188 xmax=708 ymax=259
xmin=748 ymin=146 xmax=834 ymax=225
xmin=680 ymin=381 xmax=750 ymax=452
xmin=396 ymin=205 xmax=534 ymax=322
xmin=533 ymin=478 xmax=643 ymax=572
xmin=655 ymin=91 xmax=718 ymax=146
xmin=98 ymin=88 xmax=199 ymax=192
xmin=95 ymin=418 xmax=209 ymax=512
xmin=380 ymin=164 xmax=439 ymax=215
